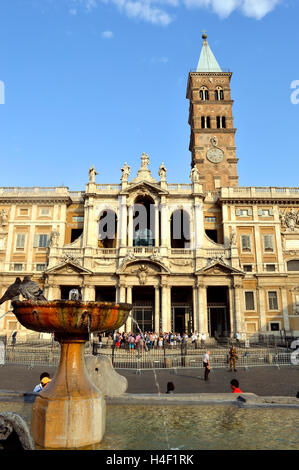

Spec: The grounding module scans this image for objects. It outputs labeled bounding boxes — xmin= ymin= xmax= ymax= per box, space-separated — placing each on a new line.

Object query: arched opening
xmin=200 ymin=87 xmax=209 ymax=101
xmin=215 ymin=87 xmax=224 ymax=101
xmin=171 ymin=209 xmax=191 ymax=248
xmin=133 ymin=195 xmax=155 ymax=247
xmin=98 ymin=209 xmax=117 ymax=248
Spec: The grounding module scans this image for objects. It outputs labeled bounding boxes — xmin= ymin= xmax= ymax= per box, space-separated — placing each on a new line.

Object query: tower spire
xmin=196 ymin=33 xmax=222 ymax=73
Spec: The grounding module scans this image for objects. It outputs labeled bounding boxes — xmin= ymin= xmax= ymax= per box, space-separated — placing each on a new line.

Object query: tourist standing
xmin=228 ymin=345 xmax=238 ymax=371
xmin=203 ymin=351 xmax=211 ymax=381
xmin=201 ymin=332 xmax=206 ymax=348
xmin=11 ymin=331 xmax=17 ymax=347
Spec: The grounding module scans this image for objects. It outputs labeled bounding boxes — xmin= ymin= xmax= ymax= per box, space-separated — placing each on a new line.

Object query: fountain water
xmin=129 ymin=314 xmax=171 ymax=450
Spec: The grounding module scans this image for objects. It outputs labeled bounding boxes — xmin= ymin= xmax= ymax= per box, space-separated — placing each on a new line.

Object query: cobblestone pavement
xmin=0 ymin=363 xmax=298 ymax=397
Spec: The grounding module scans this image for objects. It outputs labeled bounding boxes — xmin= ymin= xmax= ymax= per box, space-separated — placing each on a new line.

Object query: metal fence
xmin=1 ymin=339 xmax=298 ymax=370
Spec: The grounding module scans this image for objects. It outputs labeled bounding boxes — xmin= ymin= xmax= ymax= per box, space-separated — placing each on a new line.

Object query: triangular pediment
xmin=121 ymin=180 xmax=168 ymax=196
xmin=196 ymin=261 xmax=244 ymax=276
xmin=46 ymin=261 xmax=93 ymax=275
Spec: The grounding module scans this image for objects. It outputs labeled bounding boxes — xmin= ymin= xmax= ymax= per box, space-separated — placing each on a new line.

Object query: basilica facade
xmin=1 ymin=34 xmax=299 ymax=339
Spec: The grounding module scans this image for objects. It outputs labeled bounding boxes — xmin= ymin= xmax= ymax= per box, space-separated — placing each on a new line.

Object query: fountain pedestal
xmin=32 ymin=333 xmax=105 ymax=449
xmin=12 ymin=300 xmax=131 ymax=449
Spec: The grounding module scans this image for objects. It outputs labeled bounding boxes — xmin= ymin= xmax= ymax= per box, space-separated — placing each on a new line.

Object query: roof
xmin=196 ymin=34 xmax=222 ymax=73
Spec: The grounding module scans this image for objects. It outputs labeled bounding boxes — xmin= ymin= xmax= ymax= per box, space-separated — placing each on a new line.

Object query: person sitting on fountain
xmin=166 ymin=382 xmax=175 ymax=394
xmin=33 ymin=372 xmax=51 ymax=393
xmin=41 ymin=377 xmax=51 ymax=389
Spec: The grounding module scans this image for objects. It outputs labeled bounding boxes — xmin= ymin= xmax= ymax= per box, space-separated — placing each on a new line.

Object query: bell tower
xmin=187 ymin=33 xmax=239 ymax=191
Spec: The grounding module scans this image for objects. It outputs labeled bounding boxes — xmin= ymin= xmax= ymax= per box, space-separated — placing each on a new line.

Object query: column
xmin=281 ymin=288 xmax=290 ymax=332
xmin=27 ymin=206 xmax=37 ymax=272
xmin=257 ymin=286 xmax=267 ymax=332
xmin=161 ymin=284 xmax=171 ymax=332
xmin=198 ymin=283 xmax=208 ymax=334
xmin=154 ymin=204 xmax=160 ymax=248
xmin=119 ymin=195 xmax=127 ymax=248
xmin=192 ymin=285 xmax=199 ymax=332
xmin=253 ymin=207 xmax=262 ymax=273
xmin=126 ymin=286 xmax=132 ymax=332
xmin=83 ymin=285 xmax=95 ymax=301
xmin=155 ymin=286 xmax=160 ymax=332
xmin=118 ymin=284 xmax=126 ymax=333
xmin=160 ymin=200 xmax=170 ymax=248
xmin=5 ymin=204 xmax=16 ymax=271
xmin=194 ymin=201 xmax=204 ymax=250
xmin=233 ymin=282 xmax=243 ymax=334
xmin=85 ymin=198 xmax=96 ymax=247
xmin=127 ymin=205 xmax=134 ymax=247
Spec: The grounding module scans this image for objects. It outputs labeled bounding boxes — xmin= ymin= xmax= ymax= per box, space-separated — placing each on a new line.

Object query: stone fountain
xmin=11 ymin=299 xmax=132 ymax=449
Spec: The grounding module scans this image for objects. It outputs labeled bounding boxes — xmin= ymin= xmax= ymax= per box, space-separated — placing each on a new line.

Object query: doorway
xmin=207 ymin=286 xmax=230 ymax=337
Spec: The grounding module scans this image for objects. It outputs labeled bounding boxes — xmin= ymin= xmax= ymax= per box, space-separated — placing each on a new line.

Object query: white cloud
xmin=241 ymin=0 xmax=281 ymax=19
xmin=101 ymin=30 xmax=114 ymax=38
xmin=69 ymin=8 xmax=78 ymax=14
xmin=68 ymin=0 xmax=281 ymax=25
xmin=183 ymin=0 xmax=281 ymax=19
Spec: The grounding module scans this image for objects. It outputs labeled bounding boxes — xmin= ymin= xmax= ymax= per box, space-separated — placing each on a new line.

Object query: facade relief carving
xmin=61 ymin=254 xmax=81 ymax=266
xmin=50 ymin=230 xmax=60 ymax=248
xmin=280 ymin=208 xmax=299 ymax=232
xmin=136 ymin=264 xmax=149 ymax=285
xmin=0 ymin=209 xmax=8 ymax=226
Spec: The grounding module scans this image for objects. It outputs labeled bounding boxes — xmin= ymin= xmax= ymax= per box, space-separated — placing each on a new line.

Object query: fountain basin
xmin=11 ymin=300 xmax=132 ymax=449
xmin=11 ymin=300 xmax=131 ymax=336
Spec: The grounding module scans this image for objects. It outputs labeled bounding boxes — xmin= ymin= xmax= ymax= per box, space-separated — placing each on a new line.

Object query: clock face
xmin=207 ymin=148 xmax=224 ymax=164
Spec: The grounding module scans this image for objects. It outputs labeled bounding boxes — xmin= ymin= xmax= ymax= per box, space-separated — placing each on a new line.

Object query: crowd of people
xmin=108 ymin=330 xmax=208 ymax=351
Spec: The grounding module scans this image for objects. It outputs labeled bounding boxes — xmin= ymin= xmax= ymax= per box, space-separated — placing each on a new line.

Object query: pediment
xmin=196 ymin=261 xmax=244 ymax=276
xmin=117 ymin=258 xmax=170 ymax=275
xmin=122 ymin=181 xmax=168 ymax=197
xmin=46 ymin=261 xmax=93 ymax=275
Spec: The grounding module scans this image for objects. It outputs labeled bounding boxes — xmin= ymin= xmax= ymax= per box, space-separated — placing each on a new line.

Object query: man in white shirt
xmin=203 ymin=351 xmax=210 ymax=381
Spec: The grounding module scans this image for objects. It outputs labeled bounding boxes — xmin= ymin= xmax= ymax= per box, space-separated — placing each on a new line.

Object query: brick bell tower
xmin=187 ymin=33 xmax=239 ymax=190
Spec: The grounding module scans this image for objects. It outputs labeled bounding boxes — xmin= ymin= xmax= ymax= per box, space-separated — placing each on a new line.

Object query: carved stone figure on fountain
xmin=69 ymin=288 xmax=82 ymax=301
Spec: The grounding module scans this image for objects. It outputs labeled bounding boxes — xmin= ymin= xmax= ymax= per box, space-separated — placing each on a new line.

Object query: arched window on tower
xmin=201 ymin=116 xmax=211 ymax=129
xmin=215 ymin=87 xmax=224 ymax=101
xmin=200 ymin=87 xmax=209 ymax=101
xmin=216 ymin=116 xmax=226 ymax=129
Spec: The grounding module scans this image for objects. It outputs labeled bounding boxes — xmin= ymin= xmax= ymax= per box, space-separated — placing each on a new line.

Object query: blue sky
xmin=0 ymin=0 xmax=298 ymax=190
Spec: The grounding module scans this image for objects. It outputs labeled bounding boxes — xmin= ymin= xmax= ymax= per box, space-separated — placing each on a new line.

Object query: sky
xmin=0 ymin=0 xmax=298 ymax=190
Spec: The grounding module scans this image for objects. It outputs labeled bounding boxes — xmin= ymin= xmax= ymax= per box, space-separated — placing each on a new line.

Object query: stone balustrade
xmin=221 ymin=187 xmax=299 ymax=199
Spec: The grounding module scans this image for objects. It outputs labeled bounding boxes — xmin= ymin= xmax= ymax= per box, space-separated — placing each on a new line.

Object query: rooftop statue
xmin=88 ymin=165 xmax=98 ymax=183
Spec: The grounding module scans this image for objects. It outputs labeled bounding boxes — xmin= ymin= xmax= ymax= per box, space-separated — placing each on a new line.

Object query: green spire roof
xmin=196 ymin=33 xmax=222 ymax=73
